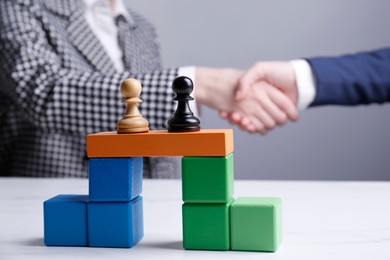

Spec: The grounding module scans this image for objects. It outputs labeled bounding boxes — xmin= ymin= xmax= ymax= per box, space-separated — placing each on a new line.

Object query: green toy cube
xmin=230 ymin=197 xmax=282 ymax=252
xmin=182 ymin=199 xmax=234 ymax=250
xmin=182 ymin=153 xmax=234 ymax=203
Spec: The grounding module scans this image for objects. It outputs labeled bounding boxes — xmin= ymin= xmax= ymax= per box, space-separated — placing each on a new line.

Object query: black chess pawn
xmin=167 ymin=76 xmax=201 ymax=132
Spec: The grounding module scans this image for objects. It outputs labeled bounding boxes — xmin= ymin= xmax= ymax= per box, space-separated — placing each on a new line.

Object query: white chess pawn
xmin=117 ymin=78 xmax=149 ymax=133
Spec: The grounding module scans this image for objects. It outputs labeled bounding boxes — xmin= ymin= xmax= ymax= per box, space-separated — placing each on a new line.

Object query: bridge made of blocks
xmin=43 ymin=129 xmax=282 ymax=252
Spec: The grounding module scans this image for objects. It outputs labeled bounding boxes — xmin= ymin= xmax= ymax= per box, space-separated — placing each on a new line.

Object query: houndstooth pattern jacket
xmin=0 ymin=0 xmax=181 ymax=178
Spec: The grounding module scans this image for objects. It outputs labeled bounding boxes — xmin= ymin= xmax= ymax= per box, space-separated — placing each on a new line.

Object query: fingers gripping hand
xmin=236 ymin=61 xmax=299 ymax=107
xmin=220 ymin=82 xmax=299 ymax=134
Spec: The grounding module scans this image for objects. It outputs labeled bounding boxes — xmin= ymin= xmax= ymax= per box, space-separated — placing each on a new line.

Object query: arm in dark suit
xmin=307 ymin=48 xmax=390 ymax=106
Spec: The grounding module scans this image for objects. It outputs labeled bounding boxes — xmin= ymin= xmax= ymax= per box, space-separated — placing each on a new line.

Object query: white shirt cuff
xmin=289 ymin=60 xmax=316 ymax=110
xmin=178 ymin=66 xmax=198 ymax=116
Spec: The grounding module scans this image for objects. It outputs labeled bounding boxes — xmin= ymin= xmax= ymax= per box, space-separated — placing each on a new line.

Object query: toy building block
xmin=43 ymin=195 xmax=88 ymax=246
xmin=182 ymin=153 xmax=234 ymax=203
xmin=88 ymin=196 xmax=143 ymax=248
xmin=89 ymin=157 xmax=142 ymax=202
xmin=230 ymin=197 xmax=282 ymax=252
xmin=86 ymin=129 xmax=233 ymax=157
xmin=182 ymin=199 xmax=234 ymax=250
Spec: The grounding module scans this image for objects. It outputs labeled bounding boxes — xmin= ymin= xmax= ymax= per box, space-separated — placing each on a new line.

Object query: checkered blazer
xmin=0 ymin=0 xmax=181 ymax=178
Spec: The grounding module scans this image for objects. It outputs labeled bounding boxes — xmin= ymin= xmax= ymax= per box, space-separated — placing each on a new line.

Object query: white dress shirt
xmin=83 ymin=0 xmax=128 ymax=72
xmin=290 ymin=60 xmax=317 ymax=110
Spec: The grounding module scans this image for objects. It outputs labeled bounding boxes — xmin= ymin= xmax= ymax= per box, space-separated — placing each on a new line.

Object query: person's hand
xmin=194 ymin=67 xmax=244 ymax=112
xmin=221 ymin=81 xmax=298 ymax=134
xmin=220 ymin=61 xmax=300 ymax=134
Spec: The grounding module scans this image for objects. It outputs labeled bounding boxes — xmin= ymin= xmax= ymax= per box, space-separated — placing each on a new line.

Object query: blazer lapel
xmin=42 ymin=0 xmax=116 ymax=74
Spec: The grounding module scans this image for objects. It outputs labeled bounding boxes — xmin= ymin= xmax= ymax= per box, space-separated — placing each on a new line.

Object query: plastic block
xmin=182 ymin=153 xmax=234 ymax=203
xmin=43 ymin=194 xmax=88 ymax=246
xmin=87 ymin=129 xmax=234 ymax=157
xmin=89 ymin=157 xmax=142 ymax=202
xmin=182 ymin=199 xmax=234 ymax=250
xmin=88 ymin=196 xmax=143 ymax=248
xmin=230 ymin=197 xmax=282 ymax=252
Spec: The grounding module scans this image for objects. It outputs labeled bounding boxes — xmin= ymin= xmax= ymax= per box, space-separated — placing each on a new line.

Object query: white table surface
xmin=0 ymin=178 xmax=389 ymax=260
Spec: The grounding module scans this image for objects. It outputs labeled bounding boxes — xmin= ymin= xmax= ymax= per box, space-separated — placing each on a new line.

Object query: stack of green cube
xmin=182 ymin=153 xmax=234 ymax=250
xmin=181 ymin=152 xmax=282 ymax=252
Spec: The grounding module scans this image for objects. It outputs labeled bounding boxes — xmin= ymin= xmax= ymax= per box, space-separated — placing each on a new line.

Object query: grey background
xmin=128 ymin=0 xmax=390 ymax=180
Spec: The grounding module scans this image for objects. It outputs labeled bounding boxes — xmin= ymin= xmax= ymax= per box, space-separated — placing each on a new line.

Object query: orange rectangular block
xmin=87 ymin=129 xmax=234 ymax=157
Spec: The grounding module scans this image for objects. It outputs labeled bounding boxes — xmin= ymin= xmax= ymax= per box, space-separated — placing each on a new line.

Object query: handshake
xmin=195 ymin=62 xmax=300 ymax=135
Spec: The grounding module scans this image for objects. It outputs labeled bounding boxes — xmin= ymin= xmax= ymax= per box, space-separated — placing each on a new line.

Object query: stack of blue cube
xmin=43 ymin=157 xmax=144 ymax=248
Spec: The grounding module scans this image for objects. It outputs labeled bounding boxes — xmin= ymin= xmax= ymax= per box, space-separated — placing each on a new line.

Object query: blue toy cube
xmin=89 ymin=157 xmax=143 ymax=202
xmin=43 ymin=194 xmax=88 ymax=246
xmin=88 ymin=196 xmax=144 ymax=248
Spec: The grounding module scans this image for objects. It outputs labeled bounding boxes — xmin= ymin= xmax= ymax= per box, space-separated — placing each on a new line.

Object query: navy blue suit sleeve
xmin=307 ymin=48 xmax=390 ymax=106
